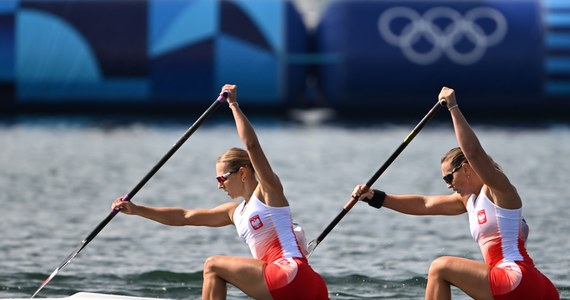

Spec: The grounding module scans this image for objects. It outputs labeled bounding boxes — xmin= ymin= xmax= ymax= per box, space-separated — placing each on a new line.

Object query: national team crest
xmin=250 ymin=215 xmax=264 ymax=230
xmin=477 ymin=209 xmax=487 ymax=225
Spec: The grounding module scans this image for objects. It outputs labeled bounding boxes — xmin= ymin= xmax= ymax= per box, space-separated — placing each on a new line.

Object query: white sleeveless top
xmin=233 ymin=195 xmax=305 ymax=263
xmin=466 ymin=189 xmax=533 ymax=267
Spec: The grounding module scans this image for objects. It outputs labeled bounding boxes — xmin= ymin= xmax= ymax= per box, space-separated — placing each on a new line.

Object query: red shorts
xmin=490 ymin=261 xmax=559 ymax=300
xmin=264 ymin=257 xmax=329 ymax=300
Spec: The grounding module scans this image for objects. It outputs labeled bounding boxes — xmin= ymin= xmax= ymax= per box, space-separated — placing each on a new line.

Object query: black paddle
xmin=31 ymin=91 xmax=230 ymax=298
xmin=307 ymin=100 xmax=445 ymax=256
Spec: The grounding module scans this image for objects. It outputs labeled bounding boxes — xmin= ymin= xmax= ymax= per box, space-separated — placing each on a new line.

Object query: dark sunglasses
xmin=216 ymin=168 xmax=240 ymax=184
xmin=443 ymin=164 xmax=464 ymax=185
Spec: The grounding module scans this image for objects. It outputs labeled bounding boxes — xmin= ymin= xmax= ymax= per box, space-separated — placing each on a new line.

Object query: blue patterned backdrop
xmin=1 ymin=0 xmax=569 ymax=114
xmin=0 ymin=0 xmax=307 ymax=109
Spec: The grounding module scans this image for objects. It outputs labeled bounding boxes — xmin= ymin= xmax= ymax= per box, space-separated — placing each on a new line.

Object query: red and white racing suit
xmin=467 ymin=190 xmax=559 ymax=299
xmin=233 ymin=195 xmax=329 ymax=299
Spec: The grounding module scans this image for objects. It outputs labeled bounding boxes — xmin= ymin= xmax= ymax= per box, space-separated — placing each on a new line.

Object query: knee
xmin=203 ymin=255 xmax=223 ymax=276
xmin=427 ymin=256 xmax=453 ymax=279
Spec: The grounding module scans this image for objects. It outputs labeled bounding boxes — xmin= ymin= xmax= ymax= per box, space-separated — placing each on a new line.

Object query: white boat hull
xmin=8 ymin=292 xmax=167 ymax=300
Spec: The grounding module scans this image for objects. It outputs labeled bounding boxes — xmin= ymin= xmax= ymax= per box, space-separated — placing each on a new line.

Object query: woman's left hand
xmin=352 ymin=184 xmax=373 ymax=201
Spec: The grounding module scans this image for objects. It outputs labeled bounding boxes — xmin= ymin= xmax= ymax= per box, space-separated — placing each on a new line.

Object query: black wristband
xmin=367 ymin=189 xmax=386 ymax=209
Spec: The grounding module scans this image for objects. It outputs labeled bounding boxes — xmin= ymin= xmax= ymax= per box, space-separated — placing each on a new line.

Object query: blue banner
xmin=315 ymin=0 xmax=544 ymax=112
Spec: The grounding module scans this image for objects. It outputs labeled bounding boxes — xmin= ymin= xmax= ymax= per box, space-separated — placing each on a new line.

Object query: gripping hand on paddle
xmin=222 ymin=84 xmax=238 ymax=108
xmin=352 ymin=184 xmax=386 ymax=209
xmin=112 ymin=197 xmax=137 ymax=215
xmin=438 ymin=86 xmax=457 ymax=109
xmin=352 ymin=184 xmax=372 ymax=201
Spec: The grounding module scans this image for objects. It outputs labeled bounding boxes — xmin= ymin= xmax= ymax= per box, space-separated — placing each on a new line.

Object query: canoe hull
xmin=8 ymin=292 xmax=168 ymax=300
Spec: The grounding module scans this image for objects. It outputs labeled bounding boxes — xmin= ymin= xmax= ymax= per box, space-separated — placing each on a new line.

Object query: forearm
xmin=449 ymin=104 xmax=485 ymax=159
xmin=230 ymin=103 xmax=260 ymax=151
xmin=229 ymin=102 xmax=278 ymax=191
xmin=133 ymin=205 xmax=189 ymax=226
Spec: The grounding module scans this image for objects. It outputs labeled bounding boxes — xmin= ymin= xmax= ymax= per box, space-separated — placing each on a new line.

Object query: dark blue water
xmin=1 ymin=113 xmax=568 ymax=299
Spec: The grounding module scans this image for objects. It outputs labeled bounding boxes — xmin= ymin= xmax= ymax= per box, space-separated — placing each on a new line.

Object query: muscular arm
xmin=441 ymin=87 xmax=521 ymax=209
xmin=115 ymin=200 xmax=238 ymax=227
xmin=383 ymin=193 xmax=467 ymax=216
xmin=224 ymin=84 xmax=287 ymax=207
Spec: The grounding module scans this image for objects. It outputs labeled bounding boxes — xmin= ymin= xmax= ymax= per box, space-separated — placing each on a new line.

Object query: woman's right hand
xmin=112 ymin=197 xmax=137 ymax=215
xmin=221 ymin=84 xmax=238 ymax=107
xmin=438 ymin=86 xmax=457 ymax=108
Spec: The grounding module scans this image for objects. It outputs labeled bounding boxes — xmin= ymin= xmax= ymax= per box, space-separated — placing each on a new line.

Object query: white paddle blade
xmin=307 ymin=239 xmax=319 ymax=258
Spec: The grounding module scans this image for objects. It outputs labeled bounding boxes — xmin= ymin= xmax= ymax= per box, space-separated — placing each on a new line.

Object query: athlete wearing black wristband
xmin=364 ymin=189 xmax=385 ymax=209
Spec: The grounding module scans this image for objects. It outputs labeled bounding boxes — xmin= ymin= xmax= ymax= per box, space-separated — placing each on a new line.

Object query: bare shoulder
xmin=484 ymin=184 xmax=522 ymax=209
xmin=257 ymin=185 xmax=289 ymax=207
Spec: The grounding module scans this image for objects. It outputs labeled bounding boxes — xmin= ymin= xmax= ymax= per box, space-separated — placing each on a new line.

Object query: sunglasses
xmin=216 ymin=168 xmax=240 ymax=184
xmin=443 ymin=164 xmax=464 ymax=185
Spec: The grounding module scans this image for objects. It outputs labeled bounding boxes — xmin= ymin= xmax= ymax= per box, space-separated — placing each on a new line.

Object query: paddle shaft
xmin=31 ymin=92 xmax=229 ymax=298
xmin=82 ymin=95 xmax=227 ymax=251
xmin=308 ymin=101 xmax=444 ymax=254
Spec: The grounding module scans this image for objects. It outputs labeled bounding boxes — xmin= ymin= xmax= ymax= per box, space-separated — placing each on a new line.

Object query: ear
xmin=239 ymin=166 xmax=247 ymax=182
xmin=463 ymin=164 xmax=471 ymax=178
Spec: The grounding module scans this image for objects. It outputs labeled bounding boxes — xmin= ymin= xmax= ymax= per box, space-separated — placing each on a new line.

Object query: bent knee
xmin=428 ymin=256 xmax=455 ymax=278
xmin=203 ymin=255 xmax=224 ymax=274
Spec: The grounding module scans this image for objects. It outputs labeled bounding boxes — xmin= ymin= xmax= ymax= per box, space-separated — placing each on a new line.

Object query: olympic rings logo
xmin=378 ymin=6 xmax=508 ymax=65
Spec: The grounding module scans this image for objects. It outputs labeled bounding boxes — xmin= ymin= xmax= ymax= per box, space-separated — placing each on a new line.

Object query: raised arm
xmin=438 ymin=87 xmax=521 ymax=209
xmin=221 ymin=84 xmax=287 ymax=207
